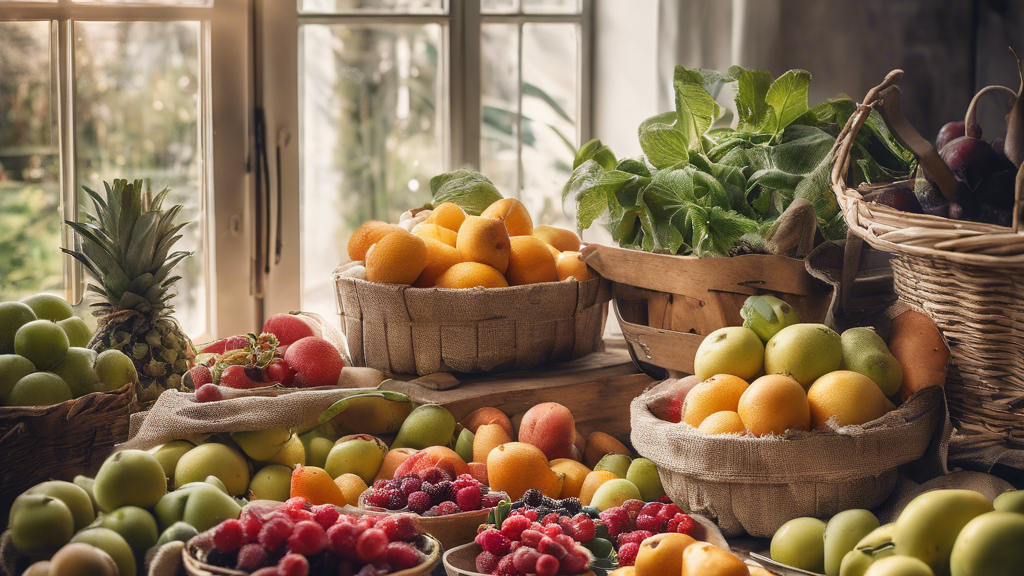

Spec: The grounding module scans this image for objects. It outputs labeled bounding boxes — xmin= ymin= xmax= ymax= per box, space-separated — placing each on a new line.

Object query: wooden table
xmin=381 ymin=344 xmax=654 ymax=443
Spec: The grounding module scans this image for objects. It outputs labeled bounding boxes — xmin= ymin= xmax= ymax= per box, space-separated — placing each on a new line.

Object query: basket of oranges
xmin=333 ymin=170 xmax=610 ymax=376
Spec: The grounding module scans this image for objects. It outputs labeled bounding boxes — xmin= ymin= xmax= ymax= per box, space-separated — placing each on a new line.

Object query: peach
xmin=460 ymin=407 xmax=514 ymax=438
xmin=518 ymin=402 xmax=576 ymax=461
xmin=374 ymin=448 xmax=416 ymax=481
xmin=284 ymin=337 xmax=344 ymax=387
xmin=392 ymin=446 xmax=469 ymax=479
xmin=583 ymin=432 xmax=631 ymax=469
xmin=262 ymin=313 xmax=320 ymax=345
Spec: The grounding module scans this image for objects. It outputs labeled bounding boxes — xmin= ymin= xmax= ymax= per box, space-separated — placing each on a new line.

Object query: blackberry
xmin=425 ymin=480 xmax=452 ymax=505
xmin=535 ymin=507 xmax=553 ymax=518
xmin=560 ymin=497 xmax=582 ymax=515
xmin=510 ymin=500 xmax=524 ymax=510
xmin=541 ymin=496 xmax=558 ymax=509
xmin=522 ymin=489 xmax=544 ymax=507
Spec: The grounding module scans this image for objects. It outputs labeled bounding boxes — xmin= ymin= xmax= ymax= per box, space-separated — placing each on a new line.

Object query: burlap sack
xmin=334 ymin=263 xmax=610 ymax=375
xmin=631 ymin=380 xmax=948 ymax=537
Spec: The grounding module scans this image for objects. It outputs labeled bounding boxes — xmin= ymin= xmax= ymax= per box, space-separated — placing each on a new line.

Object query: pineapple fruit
xmin=63 ymin=179 xmax=195 ymax=402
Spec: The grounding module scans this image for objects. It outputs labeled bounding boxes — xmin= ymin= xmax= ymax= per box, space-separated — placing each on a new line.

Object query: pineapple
xmin=63 ymin=179 xmax=195 ymax=402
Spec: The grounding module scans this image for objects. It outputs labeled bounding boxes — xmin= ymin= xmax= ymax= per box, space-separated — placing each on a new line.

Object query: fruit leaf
xmin=573 ymin=139 xmax=618 ymax=171
xmin=672 ymin=67 xmax=720 ymax=153
xmin=429 ymin=169 xmax=503 ymax=215
xmin=763 ymin=69 xmax=812 ymax=138
xmin=728 ymin=65 xmax=773 ymax=130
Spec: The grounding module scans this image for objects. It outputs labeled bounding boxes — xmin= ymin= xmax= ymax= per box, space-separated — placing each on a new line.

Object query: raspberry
xmin=326 ymin=521 xmax=361 ymax=558
xmin=399 ymin=475 xmax=423 ymax=497
xmin=364 ymin=489 xmax=389 ymax=509
xmin=277 ymin=553 xmax=309 ymax=576
xmin=559 ymin=497 xmax=582 ymax=516
xmin=598 ymin=507 xmax=630 ymax=539
xmin=523 ymin=509 xmax=539 ymax=522
xmin=285 ymin=508 xmax=314 ymax=524
xmin=407 ymin=491 xmax=432 ymax=514
xmin=418 ymin=466 xmax=447 ymax=485
xmin=287 ymin=520 xmax=327 ymax=556
xmin=513 ymin=546 xmax=541 ymax=573
xmin=635 ymin=514 xmax=663 ymax=533
xmin=495 ymin=554 xmax=522 ymax=576
xmin=240 ymin=511 xmax=264 ymax=541
xmin=386 ymin=490 xmax=406 ymax=510
xmin=235 ymin=543 xmax=269 ymax=571
xmin=559 ymin=549 xmax=591 ymax=575
xmin=372 ymin=479 xmax=389 ymax=490
xmin=386 ymin=541 xmax=423 ymax=570
xmin=519 ymin=529 xmax=543 ymax=548
xmin=355 ymin=528 xmax=389 ymax=563
xmin=535 ymin=553 xmax=559 ymax=576
xmin=312 ymin=504 xmax=339 ymax=529
xmin=286 ymin=496 xmax=311 ymax=512
xmin=258 ymin=517 xmax=293 ymax=551
xmin=522 ymin=489 xmax=544 ymax=507
xmin=475 ymin=528 xmax=512 ymax=555
xmin=621 ymin=500 xmax=644 ymax=525
xmin=482 ymin=494 xmax=505 ymax=508
xmin=195 ymin=383 xmax=223 ymax=402
xmin=212 ymin=519 xmax=245 ymax=552
xmin=656 ymin=503 xmax=683 ymax=524
xmin=543 ymin=523 xmax=563 ymax=538
xmin=667 ymin=513 xmax=695 ymax=535
xmin=379 ymin=514 xmax=419 ymax=541
xmin=456 ymin=486 xmax=483 ymax=511
xmin=618 ymin=542 xmax=640 ymax=566
xmin=501 ymin=514 xmax=532 ymax=541
xmin=658 ymin=494 xmax=673 ymax=503
xmin=537 ymin=536 xmax=567 ymax=559
xmin=453 ymin=474 xmax=478 ymax=492
xmin=436 ymin=501 xmax=461 ymax=516
xmin=554 ymin=533 xmax=576 ymax=552
xmin=357 ymin=515 xmax=378 ymax=529
xmin=639 ymin=502 xmax=664 ymax=518
xmin=569 ymin=514 xmax=596 ymax=542
xmin=617 ymin=530 xmax=653 ymax=548
xmin=541 ymin=513 xmax=561 ymax=526
xmin=190 ymin=365 xmax=213 ymax=386
xmin=476 ymin=550 xmax=500 ymax=574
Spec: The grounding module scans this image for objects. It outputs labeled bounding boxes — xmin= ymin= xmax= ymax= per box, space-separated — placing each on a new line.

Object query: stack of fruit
xmin=0 ymin=293 xmax=136 ymax=407
xmin=361 ymin=470 xmax=506 ymax=517
xmin=345 ymin=191 xmax=595 ymax=289
xmin=652 ymin=296 xmax=907 ymax=436
xmin=607 ymin=533 xmax=771 ymax=576
xmin=770 ymin=488 xmax=1024 ymax=576
xmin=192 ymin=500 xmax=436 ymax=575
xmin=472 ymin=512 xmax=595 ymax=576
xmin=186 ymin=312 xmax=345 ymax=397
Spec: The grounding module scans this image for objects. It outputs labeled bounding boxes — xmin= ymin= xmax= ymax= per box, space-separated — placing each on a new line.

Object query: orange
xmin=556 ymin=251 xmax=596 ymax=281
xmin=583 ymin=431 xmax=631 ymax=469
xmin=806 ymin=370 xmax=893 ymax=429
xmin=468 ymin=461 xmax=489 ymax=485
xmin=457 ymin=216 xmax=511 ymax=273
xmin=347 ymin=221 xmax=401 ymax=261
xmin=609 ymin=568 xmax=636 ymax=576
xmin=291 ymin=465 xmax=347 ymax=506
xmin=737 ymin=374 xmax=810 ymax=437
xmin=375 ymin=448 xmax=417 ymax=481
xmin=634 ymin=532 xmax=697 ymax=576
xmin=549 ymin=458 xmax=591 ymax=499
xmin=547 ymin=244 xmax=561 ymax=258
xmin=506 ymin=236 xmax=558 ymax=286
xmin=532 ymin=225 xmax=581 ymax=252
xmin=482 ymin=198 xmax=534 ymax=236
xmin=578 ymin=470 xmax=618 ymax=506
xmin=681 ymin=542 xmax=749 ymax=576
xmin=473 ymin=423 xmax=513 ymax=463
xmin=426 ymin=202 xmax=467 ymax=232
xmin=461 ymin=407 xmax=515 ymax=437
xmin=333 ymin=473 xmax=368 ymax=505
xmin=414 ymin=239 xmax=463 ymax=288
xmin=683 ymin=374 xmax=750 ymax=428
xmin=697 ymin=411 xmax=747 ymax=435
xmin=486 ymin=442 xmax=564 ymax=500
xmin=411 ymin=222 xmax=458 ymax=247
xmin=364 ymin=229 xmax=428 ymax=285
xmin=435 ymin=262 xmax=508 ymax=289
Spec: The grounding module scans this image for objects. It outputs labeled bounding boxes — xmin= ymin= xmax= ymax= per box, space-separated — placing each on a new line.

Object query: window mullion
xmin=515 ymin=21 xmax=523 ymax=198
xmin=56 ymin=17 xmax=82 ymax=305
xmin=452 ymin=0 xmax=481 ymax=170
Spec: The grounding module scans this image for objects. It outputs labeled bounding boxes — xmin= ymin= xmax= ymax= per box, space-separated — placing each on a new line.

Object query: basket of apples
xmin=184 ymin=499 xmax=441 ymax=575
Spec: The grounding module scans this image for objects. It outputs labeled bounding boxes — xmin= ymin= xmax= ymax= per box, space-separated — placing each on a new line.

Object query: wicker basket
xmin=333 ymin=263 xmax=610 ymax=376
xmin=831 ymin=69 xmax=1024 ymax=454
xmin=631 ymin=380 xmax=947 ymax=537
xmin=580 ymin=243 xmax=833 ymax=378
xmin=358 ymin=491 xmax=504 ymax=551
xmin=0 ymin=383 xmax=136 ymax=503
xmin=183 ymin=533 xmax=441 ymax=575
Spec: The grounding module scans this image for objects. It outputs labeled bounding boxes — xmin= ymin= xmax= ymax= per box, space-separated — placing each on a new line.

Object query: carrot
xmin=889 ymin=309 xmax=950 ymax=403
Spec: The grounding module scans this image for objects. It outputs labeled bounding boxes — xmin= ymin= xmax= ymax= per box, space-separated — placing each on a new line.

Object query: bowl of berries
xmin=359 ymin=465 xmax=510 ymax=552
xmin=183 ymin=499 xmax=440 ymax=575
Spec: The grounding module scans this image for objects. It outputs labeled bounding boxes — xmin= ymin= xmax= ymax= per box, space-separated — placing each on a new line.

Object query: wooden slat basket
xmin=831 ymin=69 xmax=1024 ymax=458
xmin=333 ymin=262 xmax=610 ymax=376
xmin=580 ymin=243 xmax=834 ymax=378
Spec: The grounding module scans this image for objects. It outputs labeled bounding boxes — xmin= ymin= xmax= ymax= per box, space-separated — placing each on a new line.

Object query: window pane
xmin=71 ymin=0 xmax=211 ymax=5
xmin=523 ymin=0 xmax=579 ymax=14
xmin=300 ymin=24 xmax=445 ymax=322
xmin=300 ymin=0 xmax=446 ymax=14
xmin=520 ymin=23 xmax=577 ymax=226
xmin=481 ymin=0 xmax=517 ymax=14
xmin=0 ymin=22 xmax=62 ymax=302
xmin=480 ymin=23 xmax=519 ymax=196
xmin=74 ymin=21 xmax=208 ymax=337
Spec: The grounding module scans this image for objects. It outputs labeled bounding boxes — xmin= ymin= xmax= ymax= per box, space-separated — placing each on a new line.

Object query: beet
xmin=939 ymin=136 xmax=1005 ymax=189
xmin=913 ymin=178 xmax=950 ymax=217
xmin=976 ymin=167 xmax=1018 ymax=208
xmin=864 ymin=185 xmax=923 ymax=213
xmin=935 ymin=121 xmax=981 ymax=152
xmin=978 ymin=203 xmax=1013 ymax=227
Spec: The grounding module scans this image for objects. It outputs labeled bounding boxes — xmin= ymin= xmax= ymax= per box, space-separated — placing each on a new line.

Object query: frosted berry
xmin=512 ymin=546 xmax=541 ymax=573
xmin=476 ymin=550 xmax=500 ymax=574
xmin=657 ymin=503 xmax=683 ymax=524
xmin=326 ymin=521 xmax=361 ymax=558
xmin=599 ymin=507 xmax=630 ymax=538
xmin=407 ymin=491 xmax=432 ymax=514
xmin=621 ymin=500 xmax=644 ymax=525
xmin=537 ymin=536 xmax=567 ymax=559
xmin=235 ymin=543 xmax=269 ymax=571
xmin=372 ymin=479 xmax=389 ymax=490
xmin=500 ymin=514 xmax=532 ymax=541
xmin=258 ymin=517 xmax=293 ymax=551
xmin=386 ymin=490 xmax=406 ymax=510
xmin=559 ymin=549 xmax=591 ymax=574
xmin=639 ymin=502 xmax=664 ymax=518
xmin=668 ymin=512 xmax=695 ymax=535
xmin=195 ymin=383 xmax=223 ymax=402
xmin=475 ymin=528 xmax=512 ymax=556
xmin=399 ymin=475 xmax=423 ymax=497
xmin=541 ymin=513 xmax=561 ymax=526
xmin=364 ymin=490 xmax=389 ymax=509
xmin=240 ymin=511 xmax=264 ymax=541
xmin=635 ymin=514 xmax=663 ymax=533
xmin=312 ymin=504 xmax=339 ymax=529
xmin=542 ymin=523 xmax=563 ymax=538
xmin=569 ymin=514 xmax=596 ymax=542
xmin=453 ymin=474 xmax=478 ymax=492
xmin=355 ymin=528 xmax=389 ymax=563
xmin=482 ymin=494 xmax=505 ymax=508
xmin=277 ymin=553 xmax=309 ymax=576
xmin=213 ymin=519 xmax=245 ymax=552
xmin=618 ymin=542 xmax=640 ymax=566
xmin=191 ymin=365 xmax=213 ymax=386
xmin=418 ymin=466 xmax=447 ymax=485
xmin=522 ymin=489 xmax=544 ymax=507
xmin=456 ymin=486 xmax=482 ymax=511
xmin=287 ymin=521 xmax=327 ymax=556
xmin=494 ymin=554 xmax=521 ymax=576
xmin=286 ymin=496 xmax=311 ymax=512
xmin=436 ymin=501 xmax=461 ymax=516
xmin=386 ymin=541 xmax=422 ymax=570
xmin=617 ymin=530 xmax=653 ymax=548
xmin=379 ymin=514 xmax=419 ymax=541
xmin=535 ymin=553 xmax=559 ymax=576
xmin=519 ymin=529 xmax=543 ymax=548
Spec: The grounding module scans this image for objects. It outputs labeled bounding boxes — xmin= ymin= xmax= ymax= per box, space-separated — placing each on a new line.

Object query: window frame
xmin=0 ymin=0 xmax=256 ymax=342
xmin=257 ymin=0 xmax=593 ymax=320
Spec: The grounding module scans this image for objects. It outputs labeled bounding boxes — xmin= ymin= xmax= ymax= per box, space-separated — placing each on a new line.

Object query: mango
xmin=993 ymin=489 xmax=1024 ymax=514
xmin=626 ymin=458 xmax=665 ymax=502
xmin=765 ymin=323 xmax=842 ymax=388
xmin=594 ymin=453 xmax=631 ymax=479
xmin=693 ymin=326 xmax=764 ymax=381
xmin=949 ymin=511 xmax=1024 ymax=576
xmin=771 ymin=517 xmax=826 ymax=573
xmin=634 ymin=532 xmax=696 ymax=576
xmin=893 ymin=489 xmax=993 ymax=576
xmin=330 ymin=395 xmax=412 ymax=435
xmin=839 ymin=328 xmax=903 ymax=397
xmin=864 ymin=556 xmax=934 ymax=576
xmin=325 ymin=434 xmax=388 ymax=484
xmin=681 ymin=541 xmax=748 ymax=576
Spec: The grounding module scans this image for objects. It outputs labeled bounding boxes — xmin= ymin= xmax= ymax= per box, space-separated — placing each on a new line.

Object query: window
xmin=0 ymin=0 xmax=254 ymax=341
xmin=260 ymin=0 xmax=592 ymax=325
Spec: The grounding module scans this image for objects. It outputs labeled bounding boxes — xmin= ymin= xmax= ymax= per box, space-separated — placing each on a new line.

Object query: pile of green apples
xmin=770 ymin=488 xmax=1024 ymax=576
xmin=0 ymin=293 xmax=137 ymax=407
xmin=8 ymin=448 xmax=245 ymax=576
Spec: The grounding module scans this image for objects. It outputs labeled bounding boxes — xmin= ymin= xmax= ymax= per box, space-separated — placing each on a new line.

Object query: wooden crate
xmin=381 ymin=345 xmax=653 ymax=442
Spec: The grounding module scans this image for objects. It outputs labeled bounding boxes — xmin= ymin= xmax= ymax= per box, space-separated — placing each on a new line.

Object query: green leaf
xmin=728 ymin=65 xmax=773 ymax=130
xmin=429 ymin=169 xmax=503 ymax=215
xmin=689 ymin=204 xmax=759 ymax=257
xmin=563 ymin=160 xmax=605 ymax=228
xmin=672 ymin=66 xmax=720 ymax=152
xmin=573 ymin=139 xmax=617 ymax=171
xmin=639 ymin=124 xmax=692 ymax=169
xmin=616 ymin=157 xmax=652 ymax=178
xmin=764 ymin=69 xmax=812 ymax=137
xmin=637 ymin=111 xmax=678 ymax=139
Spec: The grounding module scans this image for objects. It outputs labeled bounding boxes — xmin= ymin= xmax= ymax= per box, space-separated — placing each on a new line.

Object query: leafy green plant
xmin=563 ymin=65 xmax=916 ymax=257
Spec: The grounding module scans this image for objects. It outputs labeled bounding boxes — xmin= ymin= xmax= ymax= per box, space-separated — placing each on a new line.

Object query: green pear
xmin=594 ymin=453 xmax=632 ymax=479
xmin=50 ymin=347 xmax=100 ymax=398
xmin=625 ymin=458 xmax=664 ymax=501
xmin=391 ymin=404 xmax=456 ymax=450
xmin=97 ymin=506 xmax=158 ymax=558
xmin=57 ymin=316 xmax=93 ymax=348
xmin=148 ymin=440 xmax=195 ymax=479
xmin=71 ymin=528 xmax=136 ymax=576
xmin=182 ymin=484 xmax=242 ymax=532
xmin=840 ymin=328 xmax=903 ymax=397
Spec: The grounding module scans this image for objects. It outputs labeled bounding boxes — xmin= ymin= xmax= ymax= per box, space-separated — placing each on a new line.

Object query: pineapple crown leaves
xmin=62 ymin=178 xmax=192 ymax=316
